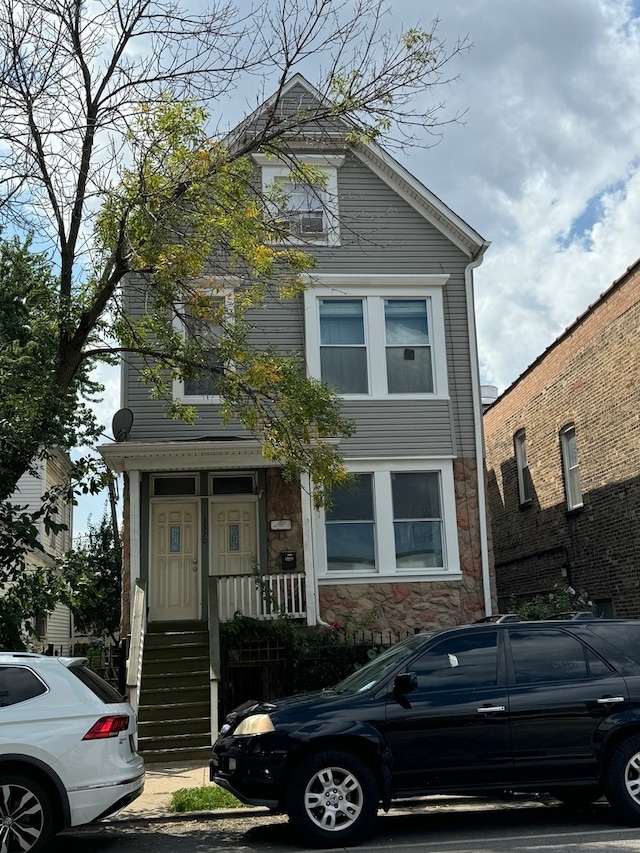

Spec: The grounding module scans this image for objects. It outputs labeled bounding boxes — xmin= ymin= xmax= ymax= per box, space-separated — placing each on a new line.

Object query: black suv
xmin=211 ymin=620 xmax=640 ymax=847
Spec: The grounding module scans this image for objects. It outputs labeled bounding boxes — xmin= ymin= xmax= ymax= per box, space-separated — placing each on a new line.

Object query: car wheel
xmin=606 ymin=735 xmax=640 ymax=823
xmin=0 ymin=776 xmax=54 ymax=853
xmin=549 ymin=785 xmax=603 ymax=809
xmin=286 ymin=749 xmax=378 ymax=847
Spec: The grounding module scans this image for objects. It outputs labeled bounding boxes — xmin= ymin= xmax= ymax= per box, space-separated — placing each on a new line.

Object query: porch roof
xmin=98 ymin=438 xmax=274 ymax=474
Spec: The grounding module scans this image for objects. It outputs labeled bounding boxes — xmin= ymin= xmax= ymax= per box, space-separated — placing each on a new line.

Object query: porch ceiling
xmin=98 ymin=439 xmax=273 ymax=473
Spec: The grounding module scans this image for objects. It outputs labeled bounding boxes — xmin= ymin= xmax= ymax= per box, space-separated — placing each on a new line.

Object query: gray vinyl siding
xmin=338 ymin=400 xmax=455 ymax=457
xmin=122 ymin=150 xmax=478 ymax=457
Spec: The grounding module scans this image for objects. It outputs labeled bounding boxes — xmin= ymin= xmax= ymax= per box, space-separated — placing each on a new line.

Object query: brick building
xmin=483 ymin=258 xmax=640 ymax=617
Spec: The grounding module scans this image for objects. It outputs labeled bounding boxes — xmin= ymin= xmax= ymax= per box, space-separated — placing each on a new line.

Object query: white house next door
xmin=150 ymin=502 xmax=199 ymax=621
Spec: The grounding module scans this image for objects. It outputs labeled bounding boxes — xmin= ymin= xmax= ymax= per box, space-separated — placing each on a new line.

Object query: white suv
xmin=0 ymin=652 xmax=144 ymax=852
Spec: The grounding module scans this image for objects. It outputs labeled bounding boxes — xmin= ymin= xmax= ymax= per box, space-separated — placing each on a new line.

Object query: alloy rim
xmin=624 ymin=751 xmax=640 ymax=804
xmin=303 ymin=765 xmax=363 ymax=832
xmin=0 ymin=783 xmax=44 ymax=853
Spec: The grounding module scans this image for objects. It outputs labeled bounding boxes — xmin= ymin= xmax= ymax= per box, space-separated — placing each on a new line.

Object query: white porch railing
xmin=216 ymin=572 xmax=306 ymax=622
xmin=126 ymin=580 xmax=146 ymax=714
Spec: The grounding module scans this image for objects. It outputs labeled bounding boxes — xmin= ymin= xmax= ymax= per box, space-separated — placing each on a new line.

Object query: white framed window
xmin=172 ymin=285 xmax=235 ymax=404
xmin=315 ymin=459 xmax=461 ymax=582
xmin=304 ymin=274 xmax=449 ymax=398
xmin=514 ymin=428 xmax=533 ymax=505
xmin=560 ymin=424 xmax=583 ymax=510
xmin=252 ymin=153 xmax=344 ymax=246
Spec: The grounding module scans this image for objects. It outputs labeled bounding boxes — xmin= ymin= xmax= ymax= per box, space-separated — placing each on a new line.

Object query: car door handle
xmin=476 ymin=705 xmax=506 ymax=713
xmin=596 ymin=696 xmax=626 ymax=704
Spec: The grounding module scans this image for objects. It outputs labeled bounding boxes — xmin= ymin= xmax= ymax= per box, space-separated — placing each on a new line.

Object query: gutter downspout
xmin=300 ymin=472 xmax=331 ymax=627
xmin=465 ymin=242 xmax=493 ymax=616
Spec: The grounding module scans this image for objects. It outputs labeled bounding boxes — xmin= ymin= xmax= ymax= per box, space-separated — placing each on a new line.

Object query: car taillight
xmin=83 ymin=715 xmax=129 ymax=740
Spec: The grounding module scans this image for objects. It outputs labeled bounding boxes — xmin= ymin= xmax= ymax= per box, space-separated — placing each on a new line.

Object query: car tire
xmin=549 ymin=785 xmax=603 ymax=809
xmin=286 ymin=749 xmax=378 ymax=847
xmin=0 ymin=775 xmax=55 ymax=853
xmin=605 ymin=735 xmax=640 ymax=823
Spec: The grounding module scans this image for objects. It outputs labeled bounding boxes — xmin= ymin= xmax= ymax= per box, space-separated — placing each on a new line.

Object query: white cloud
xmin=390 ymin=0 xmax=640 ymax=391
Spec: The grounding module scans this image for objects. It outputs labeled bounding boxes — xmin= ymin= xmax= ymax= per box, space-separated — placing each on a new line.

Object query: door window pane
xmin=392 ymin=472 xmax=443 ymax=568
xmin=510 ymin=629 xmax=591 ymax=684
xmin=169 ymin=526 xmax=181 ymax=553
xmin=325 ymin=474 xmax=376 ymax=571
xmin=385 ymin=300 xmax=433 ymax=393
xmin=319 ymin=300 xmax=368 ymax=393
xmin=413 ymin=632 xmax=498 ymax=689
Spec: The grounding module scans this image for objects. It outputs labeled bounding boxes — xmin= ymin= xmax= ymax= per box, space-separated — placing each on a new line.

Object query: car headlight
xmin=234 ymin=714 xmax=275 ymax=736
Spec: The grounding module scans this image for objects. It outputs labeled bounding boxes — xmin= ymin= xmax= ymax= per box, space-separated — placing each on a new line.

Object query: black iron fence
xmin=220 ymin=625 xmax=417 ymax=719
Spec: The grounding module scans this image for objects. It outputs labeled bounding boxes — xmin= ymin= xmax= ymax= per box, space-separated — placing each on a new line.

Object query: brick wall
xmin=483 ymin=262 xmax=640 ymax=616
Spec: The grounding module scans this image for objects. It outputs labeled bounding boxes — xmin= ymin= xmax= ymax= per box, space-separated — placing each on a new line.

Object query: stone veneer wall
xmin=265 ymin=469 xmax=304 ymax=573
xmin=319 ymin=458 xmax=495 ymax=634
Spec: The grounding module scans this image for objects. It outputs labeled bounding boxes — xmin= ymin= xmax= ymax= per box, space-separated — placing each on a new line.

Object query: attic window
xmin=252 ymin=153 xmax=344 ymax=247
xmin=275 ymin=178 xmax=325 ymax=238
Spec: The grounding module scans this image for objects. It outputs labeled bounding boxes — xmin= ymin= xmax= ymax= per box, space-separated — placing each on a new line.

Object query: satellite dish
xmin=112 ymin=408 xmax=134 ymax=442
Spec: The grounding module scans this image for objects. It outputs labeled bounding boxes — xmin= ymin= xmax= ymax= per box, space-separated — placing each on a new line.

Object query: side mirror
xmin=394 ymin=671 xmax=418 ymax=695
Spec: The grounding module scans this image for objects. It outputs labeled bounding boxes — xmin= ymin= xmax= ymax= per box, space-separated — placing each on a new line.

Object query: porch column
xmin=300 ymin=472 xmax=317 ymax=626
xmin=129 ymin=469 xmax=141 ymax=629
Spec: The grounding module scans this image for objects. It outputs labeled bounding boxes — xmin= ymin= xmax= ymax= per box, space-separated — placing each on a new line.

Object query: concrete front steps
xmin=137 ymin=621 xmax=212 ymax=764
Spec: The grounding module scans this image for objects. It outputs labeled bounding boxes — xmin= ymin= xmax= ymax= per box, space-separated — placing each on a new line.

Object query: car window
xmin=334 ymin=633 xmax=432 ymax=693
xmin=0 ymin=666 xmax=47 ymax=707
xmin=509 ymin=629 xmax=612 ymax=685
xmin=68 ymin=664 xmax=126 ymax=703
xmin=412 ymin=631 xmax=498 ymax=689
xmin=586 ymin=624 xmax=640 ymax=666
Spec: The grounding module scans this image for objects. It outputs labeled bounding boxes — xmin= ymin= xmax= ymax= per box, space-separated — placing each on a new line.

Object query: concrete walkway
xmin=112 ymin=760 xmax=261 ymax=822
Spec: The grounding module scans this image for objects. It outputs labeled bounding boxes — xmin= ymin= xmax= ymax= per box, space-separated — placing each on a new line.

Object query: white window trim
xmin=560 ymin=424 xmax=583 ymax=510
xmin=252 ymin=153 xmax=344 ymax=247
xmin=303 ymin=274 xmax=450 ymax=399
xmin=514 ymin=429 xmax=533 ymax=505
xmin=172 ymin=282 xmax=236 ymax=405
xmin=313 ymin=458 xmax=461 ymax=584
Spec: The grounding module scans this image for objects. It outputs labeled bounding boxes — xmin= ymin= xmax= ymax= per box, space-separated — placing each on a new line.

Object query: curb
xmin=109 ymin=794 xmax=542 ymax=824
xmin=109 ymin=806 xmax=271 ymax=824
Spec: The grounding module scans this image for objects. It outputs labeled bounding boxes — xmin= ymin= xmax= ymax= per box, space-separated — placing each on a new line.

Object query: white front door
xmin=211 ymin=501 xmax=257 ymax=576
xmin=150 ymin=502 xmax=199 ymax=621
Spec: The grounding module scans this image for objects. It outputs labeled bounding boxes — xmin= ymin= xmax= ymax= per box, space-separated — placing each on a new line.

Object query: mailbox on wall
xmin=281 ymin=550 xmax=297 ymax=570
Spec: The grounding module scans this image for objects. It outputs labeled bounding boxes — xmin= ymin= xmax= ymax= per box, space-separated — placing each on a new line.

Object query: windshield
xmin=333 ymin=633 xmax=431 ymax=693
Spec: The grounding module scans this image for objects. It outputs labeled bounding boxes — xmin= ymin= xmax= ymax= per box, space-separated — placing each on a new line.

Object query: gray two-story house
xmin=100 ymin=75 xmax=494 ymax=761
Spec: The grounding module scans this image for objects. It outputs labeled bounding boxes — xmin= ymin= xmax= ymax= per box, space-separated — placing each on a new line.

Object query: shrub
xmin=511 ymin=584 xmax=595 ymax=621
xmin=170 ymin=785 xmax=245 ymax=813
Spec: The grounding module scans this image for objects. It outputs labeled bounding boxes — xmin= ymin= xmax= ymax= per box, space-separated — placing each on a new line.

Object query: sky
xmin=76 ymin=0 xmax=640 ymax=536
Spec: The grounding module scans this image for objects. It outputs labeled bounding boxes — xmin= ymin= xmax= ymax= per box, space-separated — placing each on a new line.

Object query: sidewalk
xmin=112 ymin=760 xmax=264 ymax=822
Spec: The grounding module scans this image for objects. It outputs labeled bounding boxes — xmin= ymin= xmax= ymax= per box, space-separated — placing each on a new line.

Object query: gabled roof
xmin=229 ymin=73 xmax=488 ymax=260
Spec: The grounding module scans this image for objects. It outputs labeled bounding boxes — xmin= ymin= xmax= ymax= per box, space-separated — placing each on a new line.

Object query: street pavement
xmin=58 ymin=764 xmax=640 ymax=852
